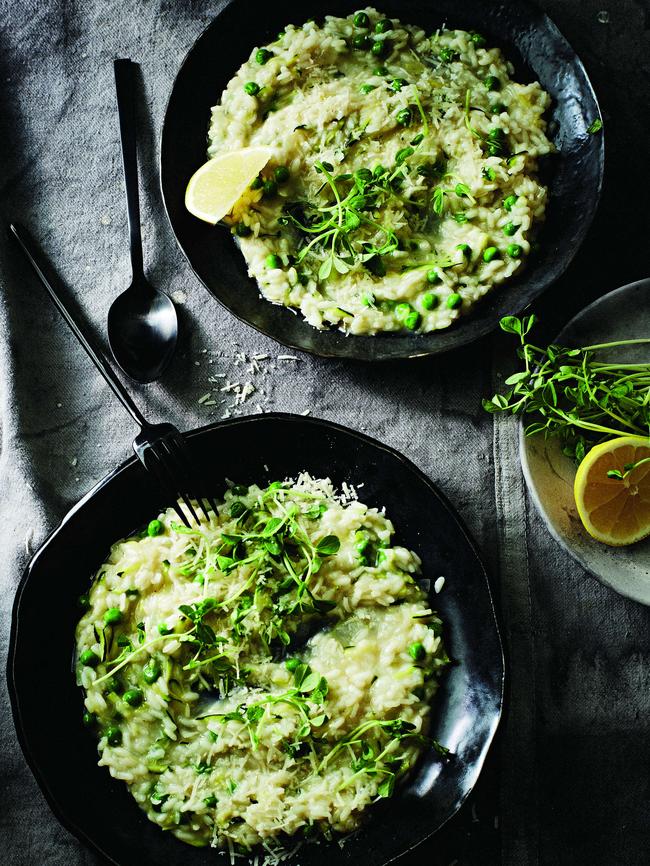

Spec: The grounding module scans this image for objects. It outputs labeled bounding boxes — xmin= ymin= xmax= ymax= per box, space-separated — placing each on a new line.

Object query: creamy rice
xmin=76 ymin=476 xmax=449 ymax=857
xmin=207 ymin=8 xmax=553 ymax=334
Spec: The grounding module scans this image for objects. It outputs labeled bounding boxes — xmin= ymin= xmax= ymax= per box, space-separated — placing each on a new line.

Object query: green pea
xmin=404 ymin=311 xmax=421 ymax=330
xmin=104 ymin=607 xmax=122 ymax=626
xmin=426 ymin=268 xmax=441 ymax=284
xmin=490 ymin=102 xmax=507 ymax=114
xmin=250 ymin=176 xmax=263 ymax=190
xmin=373 ymin=164 xmax=387 ymax=177
xmin=503 ymin=222 xmax=518 ymax=236
xmin=352 ymin=33 xmax=371 ymax=50
xmin=375 ymin=18 xmax=393 ymax=33
xmin=204 ymin=795 xmax=218 ymax=808
xmin=483 ymin=246 xmax=499 ymax=262
xmin=503 ymin=194 xmax=518 ymax=211
xmin=143 ymin=659 xmax=161 ymax=684
xmin=82 ymin=711 xmax=96 ymax=728
xmin=470 ymin=31 xmax=486 ymax=47
xmin=507 ymin=243 xmax=523 ymax=258
xmin=421 ymin=292 xmax=439 ymax=310
xmin=105 ymin=725 xmax=122 ymax=747
xmin=409 ymin=641 xmax=426 ymax=661
xmin=395 ymin=302 xmax=412 ymax=321
xmin=145 ymin=519 xmax=162 ymax=537
xmin=285 ymin=657 xmax=300 ymax=672
xmin=371 ymin=38 xmax=389 ymax=57
xmin=390 ymin=78 xmax=407 ymax=91
xmin=263 ymin=178 xmax=278 ymax=197
xmin=373 ymin=65 xmax=389 ymax=76
xmin=488 ymin=128 xmax=505 ymax=141
xmin=123 ymin=688 xmax=144 ymax=708
xmin=484 ymin=74 xmax=500 ymax=91
xmin=78 ymin=593 xmax=90 ymax=610
xmin=353 ymin=11 xmax=370 ymax=28
xmin=274 ymin=165 xmax=290 ymax=184
xmin=158 ymin=622 xmax=172 ymax=636
xmin=244 ymin=81 xmax=260 ymax=96
xmin=80 ymin=649 xmax=100 ymax=667
xmin=456 ymin=243 xmax=471 ymax=258
xmin=256 ymin=48 xmax=272 ymax=65
xmin=396 ymin=107 xmax=411 ymax=126
xmin=395 ymin=146 xmax=414 ymax=164
xmin=360 ymin=83 xmax=376 ymax=94
xmin=447 ymin=293 xmax=463 ymax=309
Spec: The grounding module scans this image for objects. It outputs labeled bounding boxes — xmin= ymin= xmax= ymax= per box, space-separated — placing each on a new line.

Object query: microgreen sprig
xmin=484 ymin=315 xmax=650 ymax=463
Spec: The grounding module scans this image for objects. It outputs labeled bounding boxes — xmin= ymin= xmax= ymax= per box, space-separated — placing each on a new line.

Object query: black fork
xmin=10 ymin=222 xmax=216 ymax=528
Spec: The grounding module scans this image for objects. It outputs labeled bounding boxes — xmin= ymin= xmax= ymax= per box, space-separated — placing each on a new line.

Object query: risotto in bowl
xmin=205 ymin=8 xmax=554 ymax=335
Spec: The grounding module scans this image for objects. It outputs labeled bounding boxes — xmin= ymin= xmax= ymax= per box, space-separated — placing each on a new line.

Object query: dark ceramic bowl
xmin=161 ymin=0 xmax=604 ymax=361
xmin=8 ymin=414 xmax=503 ymax=866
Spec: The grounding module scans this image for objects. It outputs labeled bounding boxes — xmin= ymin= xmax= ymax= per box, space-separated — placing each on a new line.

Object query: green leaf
xmin=504 ymin=371 xmax=529 ymax=385
xmin=587 ymin=118 xmax=603 ymax=134
xmin=316 ymin=535 xmax=340 ymax=556
xmin=499 ymin=316 xmax=521 ymax=335
xmin=318 ymin=257 xmax=333 ymax=280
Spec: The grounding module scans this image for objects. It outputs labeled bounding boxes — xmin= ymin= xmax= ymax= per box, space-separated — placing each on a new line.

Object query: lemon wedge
xmin=185 ymin=147 xmax=272 ymax=225
xmin=574 ymin=435 xmax=650 ymax=546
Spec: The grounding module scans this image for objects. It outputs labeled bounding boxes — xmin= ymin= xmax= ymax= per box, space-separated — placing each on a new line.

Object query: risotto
xmin=207 ymin=7 xmax=553 ymax=335
xmin=76 ymin=476 xmax=449 ymax=857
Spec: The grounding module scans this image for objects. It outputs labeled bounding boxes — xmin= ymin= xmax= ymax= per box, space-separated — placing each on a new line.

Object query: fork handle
xmin=9 ymin=223 xmax=148 ymax=429
xmin=114 ymin=58 xmax=144 ymax=283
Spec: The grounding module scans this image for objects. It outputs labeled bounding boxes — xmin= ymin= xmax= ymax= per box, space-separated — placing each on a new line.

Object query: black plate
xmin=8 ymin=414 xmax=503 ymax=865
xmin=160 ymin=0 xmax=604 ymax=361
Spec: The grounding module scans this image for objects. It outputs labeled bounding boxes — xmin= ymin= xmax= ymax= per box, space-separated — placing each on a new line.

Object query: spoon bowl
xmin=108 ymin=278 xmax=177 ymax=383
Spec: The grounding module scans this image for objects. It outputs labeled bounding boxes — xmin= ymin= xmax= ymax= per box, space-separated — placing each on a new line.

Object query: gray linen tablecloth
xmin=1 ymin=2 xmax=649 ymax=864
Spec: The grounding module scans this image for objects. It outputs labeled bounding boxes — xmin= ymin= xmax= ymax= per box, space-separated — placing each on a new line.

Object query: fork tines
xmin=133 ymin=423 xmax=219 ymax=529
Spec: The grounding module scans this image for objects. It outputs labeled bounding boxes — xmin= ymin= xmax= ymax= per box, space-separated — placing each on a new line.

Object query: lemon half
xmin=574 ymin=435 xmax=650 ymax=546
xmin=185 ymin=147 xmax=272 ymax=225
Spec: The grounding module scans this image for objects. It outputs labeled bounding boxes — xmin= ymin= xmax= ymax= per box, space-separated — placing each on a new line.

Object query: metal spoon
xmin=107 ymin=58 xmax=178 ymax=384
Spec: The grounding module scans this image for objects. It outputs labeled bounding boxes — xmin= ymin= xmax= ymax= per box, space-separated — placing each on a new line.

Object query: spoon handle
xmin=9 ymin=223 xmax=149 ymax=429
xmin=114 ymin=58 xmax=145 ymax=282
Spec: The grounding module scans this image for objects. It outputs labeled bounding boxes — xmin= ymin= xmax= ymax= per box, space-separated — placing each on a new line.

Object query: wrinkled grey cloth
xmin=1 ymin=2 xmax=649 ymax=865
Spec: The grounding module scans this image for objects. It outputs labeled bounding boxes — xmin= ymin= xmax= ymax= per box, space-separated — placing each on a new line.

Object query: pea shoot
xmin=484 ymin=314 xmax=650 ymax=465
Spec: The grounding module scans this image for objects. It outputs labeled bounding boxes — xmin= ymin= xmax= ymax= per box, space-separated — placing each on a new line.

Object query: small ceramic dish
xmin=520 ymin=278 xmax=650 ymax=605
